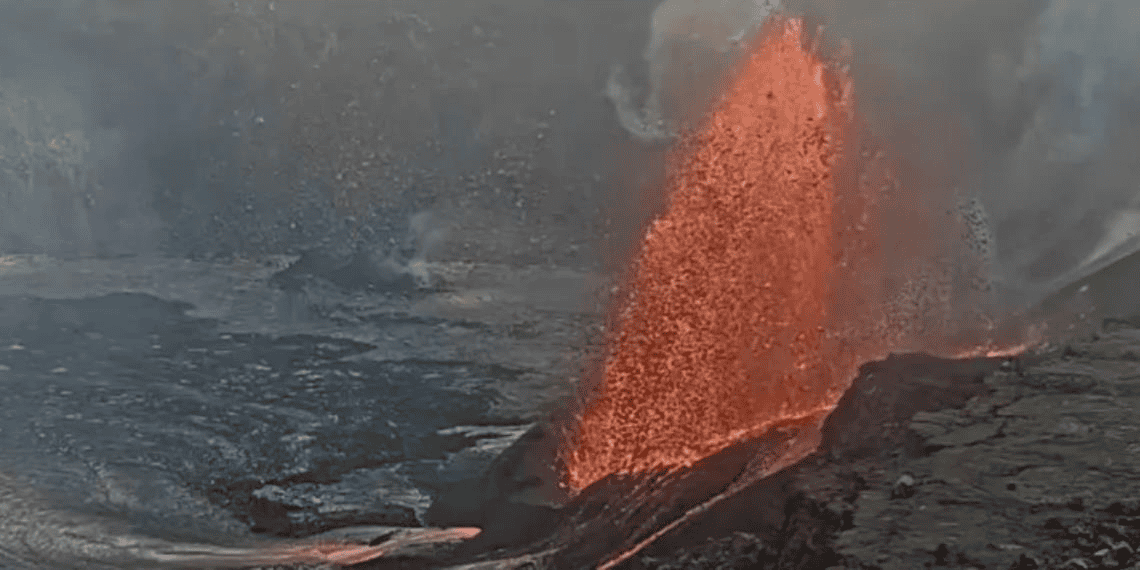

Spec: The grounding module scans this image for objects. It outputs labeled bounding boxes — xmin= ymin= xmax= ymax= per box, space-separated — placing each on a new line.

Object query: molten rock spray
xmin=564 ymin=16 xmax=1025 ymax=492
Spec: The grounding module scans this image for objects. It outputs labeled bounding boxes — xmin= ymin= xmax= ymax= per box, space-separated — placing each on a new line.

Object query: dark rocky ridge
xmin=397 ymin=353 xmax=1005 ymax=569
xmin=619 ymin=323 xmax=1140 ymax=570
xmin=349 ymin=315 xmax=1140 ymax=569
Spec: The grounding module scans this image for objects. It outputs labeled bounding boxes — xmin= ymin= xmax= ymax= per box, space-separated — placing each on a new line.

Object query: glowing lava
xmin=565 ymin=17 xmax=858 ymax=491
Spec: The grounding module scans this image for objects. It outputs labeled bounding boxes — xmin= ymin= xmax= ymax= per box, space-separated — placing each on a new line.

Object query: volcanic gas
xmin=563 ymin=15 xmax=1025 ymax=491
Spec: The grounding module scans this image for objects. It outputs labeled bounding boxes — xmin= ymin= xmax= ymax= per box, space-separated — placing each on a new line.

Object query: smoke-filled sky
xmin=785 ymin=0 xmax=1140 ymax=306
xmin=0 ymin=0 xmax=659 ymax=265
xmin=1 ymin=0 xmax=1138 ymax=311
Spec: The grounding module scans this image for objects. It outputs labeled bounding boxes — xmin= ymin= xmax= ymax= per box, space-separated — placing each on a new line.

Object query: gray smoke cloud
xmin=3 ymin=0 xmax=1137 ymax=315
xmin=783 ymin=0 xmax=1140 ymax=312
xmin=0 ymin=0 xmax=662 ymax=267
xmin=0 ymin=1 xmax=157 ymax=256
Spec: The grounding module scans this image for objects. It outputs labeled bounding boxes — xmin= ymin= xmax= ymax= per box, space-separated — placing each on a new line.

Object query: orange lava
xmin=565 ymin=17 xmax=858 ymax=490
xmin=564 ymin=16 xmax=1037 ymax=491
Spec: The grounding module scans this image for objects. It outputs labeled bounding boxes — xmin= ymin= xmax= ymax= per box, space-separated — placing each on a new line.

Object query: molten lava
xmin=564 ymin=14 xmax=1039 ymax=491
xmin=565 ymin=17 xmax=859 ymax=491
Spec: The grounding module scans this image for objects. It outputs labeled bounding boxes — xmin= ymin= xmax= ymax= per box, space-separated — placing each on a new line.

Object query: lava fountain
xmin=566 ymin=16 xmax=862 ymax=491
xmin=563 ymin=14 xmax=1030 ymax=492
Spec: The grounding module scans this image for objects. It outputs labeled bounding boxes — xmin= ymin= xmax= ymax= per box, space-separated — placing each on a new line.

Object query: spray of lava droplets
xmin=565 ymin=17 xmax=864 ymax=490
xmin=562 ymin=14 xmax=1036 ymax=491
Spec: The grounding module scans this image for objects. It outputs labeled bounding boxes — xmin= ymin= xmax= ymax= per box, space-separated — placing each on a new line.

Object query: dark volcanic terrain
xmin=375 ymin=320 xmax=1140 ymax=570
xmin=285 ymin=280 xmax=1137 ymax=570
xmin=617 ymin=323 xmax=1140 ymax=570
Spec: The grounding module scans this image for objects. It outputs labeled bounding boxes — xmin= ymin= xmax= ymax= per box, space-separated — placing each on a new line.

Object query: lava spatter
xmin=565 ymin=17 xmax=859 ymax=491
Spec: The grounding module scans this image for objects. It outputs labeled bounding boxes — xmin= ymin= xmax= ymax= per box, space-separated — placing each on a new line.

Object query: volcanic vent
xmin=422 ymin=14 xmax=1035 ymax=570
xmin=562 ymin=14 xmax=1019 ymax=495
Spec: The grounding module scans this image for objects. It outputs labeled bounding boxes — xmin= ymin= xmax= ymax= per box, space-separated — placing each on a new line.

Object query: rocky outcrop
xmin=393 ymin=320 xmax=1140 ymax=569
xmin=618 ymin=324 xmax=1140 ymax=570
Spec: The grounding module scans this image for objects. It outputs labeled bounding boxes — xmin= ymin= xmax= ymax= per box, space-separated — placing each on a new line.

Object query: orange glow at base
xmin=564 ymin=16 xmax=1034 ymax=492
xmin=565 ymin=17 xmax=854 ymax=490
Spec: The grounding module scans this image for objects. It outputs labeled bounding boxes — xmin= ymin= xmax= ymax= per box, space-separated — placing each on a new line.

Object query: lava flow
xmin=565 ymin=17 xmax=862 ymax=491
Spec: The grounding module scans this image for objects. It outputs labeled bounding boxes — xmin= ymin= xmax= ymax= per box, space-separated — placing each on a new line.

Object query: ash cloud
xmin=784 ymin=0 xmax=1140 ymax=310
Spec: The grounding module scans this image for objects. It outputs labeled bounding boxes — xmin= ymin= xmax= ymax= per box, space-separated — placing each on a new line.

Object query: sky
xmin=1 ymin=0 xmax=1137 ymax=311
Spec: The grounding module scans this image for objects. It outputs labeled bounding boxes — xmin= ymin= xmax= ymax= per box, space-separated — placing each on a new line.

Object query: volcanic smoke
xmin=564 ymin=16 xmax=1026 ymax=492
